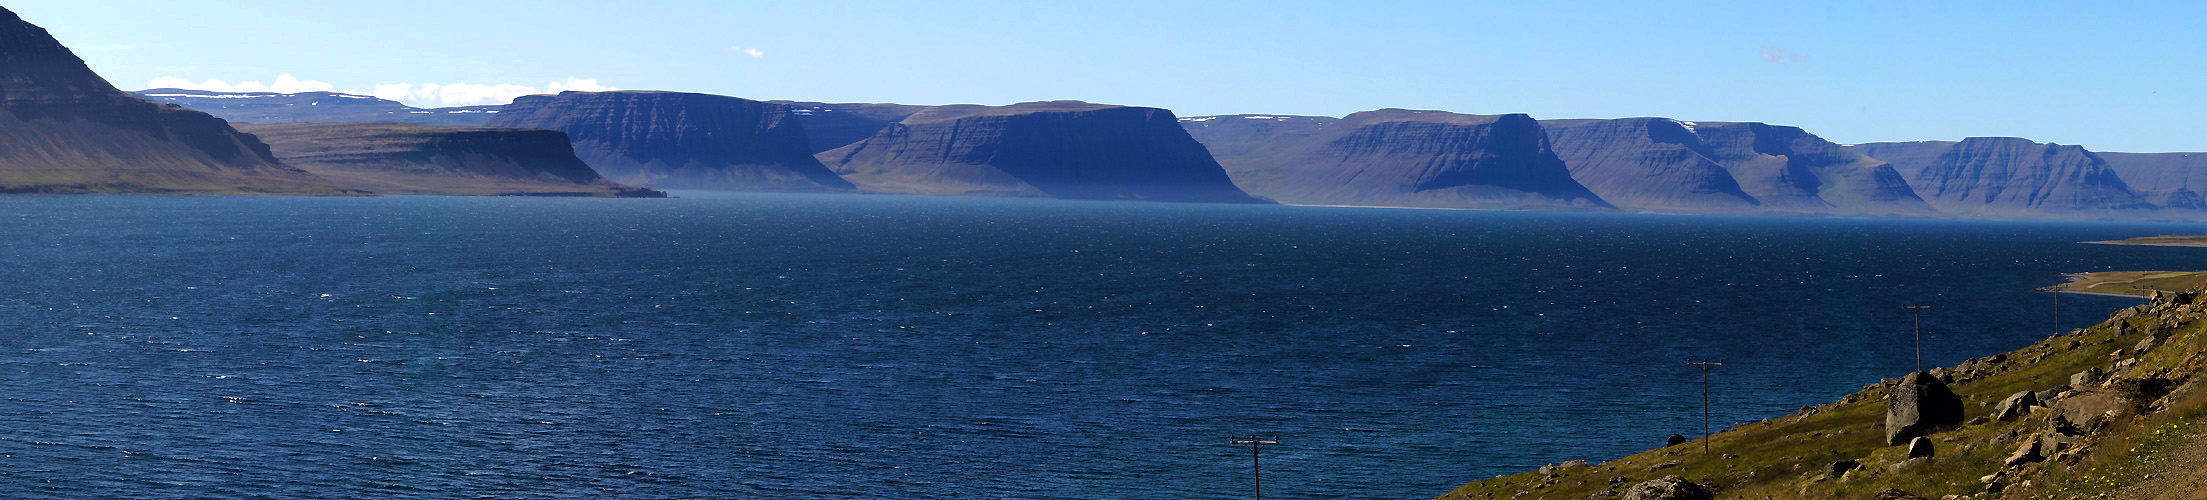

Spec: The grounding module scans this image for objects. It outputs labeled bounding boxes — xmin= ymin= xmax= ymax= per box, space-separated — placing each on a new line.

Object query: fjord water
xmin=1 ymin=193 xmax=2193 ymax=500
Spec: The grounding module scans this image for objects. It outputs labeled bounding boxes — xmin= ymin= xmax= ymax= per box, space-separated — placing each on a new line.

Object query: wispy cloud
xmin=728 ymin=46 xmax=766 ymax=59
xmin=1761 ymin=46 xmax=1809 ymax=63
xmin=362 ymin=78 xmax=618 ymax=107
xmin=141 ymin=75 xmax=618 ymax=107
xmin=146 ymin=74 xmax=334 ymax=93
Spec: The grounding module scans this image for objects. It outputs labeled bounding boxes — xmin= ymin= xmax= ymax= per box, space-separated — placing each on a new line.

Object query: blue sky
xmin=11 ymin=0 xmax=2206 ymax=152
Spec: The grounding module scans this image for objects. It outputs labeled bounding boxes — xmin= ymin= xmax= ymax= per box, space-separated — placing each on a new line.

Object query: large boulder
xmin=1907 ymin=436 xmax=1936 ymax=458
xmin=1885 ymin=371 xmax=1965 ymax=445
xmin=1622 ymin=476 xmax=1713 ymax=500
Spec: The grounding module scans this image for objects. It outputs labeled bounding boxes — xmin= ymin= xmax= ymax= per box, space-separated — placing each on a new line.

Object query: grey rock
xmin=1621 ymin=475 xmax=1713 ymax=500
xmin=1825 ymin=459 xmax=1860 ymax=479
xmin=1993 ymin=390 xmax=2040 ymax=421
xmin=2004 ymin=436 xmax=2044 ymax=466
xmin=2135 ymin=335 xmax=2158 ymax=354
xmin=1665 ymin=434 xmax=1688 ymax=447
xmin=1907 ymin=436 xmax=1936 ymax=458
xmin=2071 ymin=368 xmax=2103 ymax=388
xmin=1870 ymin=487 xmax=1930 ymax=500
xmin=1886 ymin=372 xmax=1966 ymax=445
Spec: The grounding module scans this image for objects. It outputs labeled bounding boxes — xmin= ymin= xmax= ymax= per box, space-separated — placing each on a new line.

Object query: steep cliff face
xmin=133 ymin=89 xmax=501 ymax=126
xmin=773 ymin=101 xmax=929 ymax=153
xmin=1902 ymin=137 xmax=2152 ymax=217
xmin=1177 ymin=114 xmax=1340 ymax=196
xmin=1692 ymin=122 xmax=1936 ymax=216
xmin=0 ymin=7 xmax=352 ymax=195
xmin=487 ymin=91 xmax=852 ymax=192
xmin=1541 ymin=118 xmax=1757 ymax=213
xmin=818 ymin=101 xmax=1265 ymax=203
xmin=1844 ymin=141 xmax=1957 ymax=180
xmin=238 ymin=123 xmax=662 ymax=197
xmin=1238 ymin=109 xmax=1607 ymax=209
xmin=2099 ymin=152 xmax=2207 ymax=205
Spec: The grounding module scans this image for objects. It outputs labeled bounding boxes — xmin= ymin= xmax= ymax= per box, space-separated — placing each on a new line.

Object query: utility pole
xmin=1229 ymin=435 xmax=1279 ymax=500
xmin=1902 ymin=304 xmax=1933 ymax=373
xmin=1687 ymin=360 xmax=1724 ymax=455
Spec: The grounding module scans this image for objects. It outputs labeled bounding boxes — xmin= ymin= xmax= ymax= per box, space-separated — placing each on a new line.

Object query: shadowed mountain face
xmin=1896 ymin=137 xmax=2152 ymax=217
xmin=1691 ymin=122 xmax=1935 ymax=216
xmin=1541 ymin=118 xmax=1757 ymax=213
xmin=132 ymin=89 xmax=502 ymax=127
xmin=0 ymin=7 xmax=352 ymax=195
xmin=818 ymin=101 xmax=1265 ymax=203
xmin=1842 ymin=141 xmax=1957 ymax=180
xmin=238 ymin=123 xmax=663 ymax=197
xmin=1236 ymin=109 xmax=1608 ymax=209
xmin=488 ymin=91 xmax=853 ymax=192
xmin=1178 ymin=114 xmax=1342 ymax=194
xmin=1540 ymin=118 xmax=1932 ymax=216
xmin=773 ymin=101 xmax=930 ymax=154
xmin=2099 ymin=152 xmax=2207 ymax=210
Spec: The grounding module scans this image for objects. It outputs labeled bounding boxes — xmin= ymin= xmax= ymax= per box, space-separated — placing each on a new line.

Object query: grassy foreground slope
xmin=1438 ymin=287 xmax=2207 ymax=499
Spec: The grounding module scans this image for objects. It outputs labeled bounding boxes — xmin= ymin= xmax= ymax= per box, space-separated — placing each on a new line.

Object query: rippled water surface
xmin=1 ymin=192 xmax=2199 ymax=499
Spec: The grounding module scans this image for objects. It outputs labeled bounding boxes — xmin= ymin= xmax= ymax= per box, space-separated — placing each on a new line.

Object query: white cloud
xmin=146 ymin=74 xmax=336 ymax=93
xmin=359 ymin=77 xmax=618 ymax=107
xmin=728 ymin=46 xmax=766 ymax=58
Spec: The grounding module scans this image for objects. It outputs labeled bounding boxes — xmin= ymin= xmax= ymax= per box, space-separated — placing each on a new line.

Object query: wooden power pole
xmin=1229 ymin=435 xmax=1279 ymax=500
xmin=1903 ymin=304 xmax=1933 ymax=372
xmin=1687 ymin=360 xmax=1724 ymax=455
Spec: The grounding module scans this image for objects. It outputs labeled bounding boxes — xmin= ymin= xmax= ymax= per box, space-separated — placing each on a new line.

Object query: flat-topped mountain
xmin=1177 ymin=114 xmax=1341 ymax=194
xmin=817 ymin=100 xmax=1264 ymax=203
xmin=1223 ymin=109 xmax=1607 ymax=209
xmin=1894 ymin=137 xmax=2152 ymax=217
xmin=2098 ymin=152 xmax=2207 ymax=210
xmin=773 ymin=101 xmax=929 ymax=153
xmin=1692 ymin=121 xmax=1934 ymax=216
xmin=131 ymin=89 xmax=502 ymax=127
xmin=0 ymin=7 xmax=354 ymax=195
xmin=1843 ymin=141 xmax=1958 ymax=179
xmin=238 ymin=123 xmax=662 ymax=197
xmin=1540 ymin=118 xmax=1760 ymax=213
xmin=487 ymin=91 xmax=852 ymax=192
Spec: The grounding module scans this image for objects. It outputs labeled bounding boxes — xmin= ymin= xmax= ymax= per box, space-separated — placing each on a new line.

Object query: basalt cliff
xmin=132 ymin=89 xmax=502 ymax=127
xmin=238 ymin=122 xmax=662 ymax=197
xmin=1186 ymin=109 xmax=1608 ymax=210
xmin=487 ymin=91 xmax=853 ymax=192
xmin=817 ymin=101 xmax=1265 ymax=203
xmin=0 ymin=7 xmax=352 ymax=195
xmin=1853 ymin=138 xmax=2153 ymax=218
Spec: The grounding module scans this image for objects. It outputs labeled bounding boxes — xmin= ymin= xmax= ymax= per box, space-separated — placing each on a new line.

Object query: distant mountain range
xmin=131 ymin=88 xmax=501 ymax=127
xmin=9 ymin=4 xmax=2203 ymax=218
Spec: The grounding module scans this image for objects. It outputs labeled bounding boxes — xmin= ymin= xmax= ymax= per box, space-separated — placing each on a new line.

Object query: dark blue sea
xmin=2 ymin=192 xmax=2199 ymax=499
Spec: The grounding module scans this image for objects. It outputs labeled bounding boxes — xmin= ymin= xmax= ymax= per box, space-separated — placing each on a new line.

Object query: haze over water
xmin=0 ymin=192 xmax=2192 ymax=499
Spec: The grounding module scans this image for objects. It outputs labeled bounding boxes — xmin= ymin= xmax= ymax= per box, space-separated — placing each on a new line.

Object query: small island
xmin=2086 ymin=235 xmax=2207 ymax=247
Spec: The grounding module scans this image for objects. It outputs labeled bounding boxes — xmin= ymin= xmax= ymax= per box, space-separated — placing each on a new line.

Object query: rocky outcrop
xmin=1621 ymin=476 xmax=1712 ymax=500
xmin=237 ymin=122 xmax=662 ymax=197
xmin=0 ymin=7 xmax=353 ymax=195
xmin=132 ymin=89 xmax=501 ymax=127
xmin=1897 ymin=137 xmax=2153 ymax=217
xmin=818 ymin=101 xmax=1265 ymax=203
xmin=1884 ymin=371 xmax=1964 ymax=445
xmin=1226 ymin=109 xmax=1609 ymax=209
xmin=487 ymin=91 xmax=852 ymax=192
xmin=774 ymin=101 xmax=929 ymax=153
